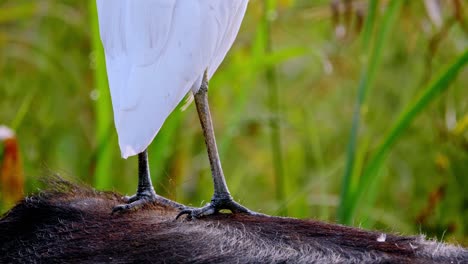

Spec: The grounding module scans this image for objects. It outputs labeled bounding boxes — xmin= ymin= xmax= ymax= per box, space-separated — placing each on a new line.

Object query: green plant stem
xmin=263 ymin=0 xmax=286 ymax=216
xmin=361 ymin=0 xmax=379 ymax=51
xmin=338 ymin=0 xmax=403 ymax=224
xmin=89 ymin=0 xmax=113 ymax=189
xmin=348 ymin=49 xmax=468 ymax=220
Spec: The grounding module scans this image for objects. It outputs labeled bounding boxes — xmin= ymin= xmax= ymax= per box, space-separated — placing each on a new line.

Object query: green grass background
xmin=1 ymin=0 xmax=467 ymax=245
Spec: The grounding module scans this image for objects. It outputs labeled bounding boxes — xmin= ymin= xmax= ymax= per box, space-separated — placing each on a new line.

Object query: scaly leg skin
xmin=177 ymin=71 xmax=264 ymax=220
xmin=176 ymin=195 xmax=260 ymax=220
xmin=112 ymin=149 xmax=185 ymax=213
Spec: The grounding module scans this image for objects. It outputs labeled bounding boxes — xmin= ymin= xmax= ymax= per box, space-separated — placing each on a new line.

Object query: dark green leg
xmin=177 ymin=72 xmax=264 ymax=219
xmin=112 ymin=149 xmax=185 ymax=213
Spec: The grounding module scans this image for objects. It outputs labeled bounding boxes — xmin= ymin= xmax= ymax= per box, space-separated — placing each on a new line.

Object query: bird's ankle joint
xmin=211 ymin=195 xmax=232 ymax=205
xmin=136 ymin=189 xmax=156 ymax=199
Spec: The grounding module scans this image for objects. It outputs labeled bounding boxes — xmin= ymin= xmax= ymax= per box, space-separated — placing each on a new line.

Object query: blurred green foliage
xmin=0 ymin=0 xmax=467 ymax=245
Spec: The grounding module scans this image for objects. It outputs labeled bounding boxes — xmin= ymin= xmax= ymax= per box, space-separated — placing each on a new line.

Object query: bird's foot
xmin=112 ymin=192 xmax=185 ymax=214
xmin=176 ymin=196 xmax=262 ymax=220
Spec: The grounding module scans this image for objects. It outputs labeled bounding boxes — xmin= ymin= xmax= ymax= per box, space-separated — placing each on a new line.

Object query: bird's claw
xmin=121 ymin=194 xmax=139 ymax=203
xmin=176 ymin=205 xmax=216 ymax=220
xmin=112 ymin=204 xmax=131 ymax=214
xmin=112 ymin=195 xmax=155 ymax=214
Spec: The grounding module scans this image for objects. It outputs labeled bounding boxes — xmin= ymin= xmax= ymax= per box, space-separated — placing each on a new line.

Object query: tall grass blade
xmin=348 ymin=49 xmax=468 ymax=221
xmin=361 ymin=0 xmax=379 ymax=51
xmin=11 ymin=89 xmax=37 ymax=130
xmin=89 ymin=0 xmax=113 ymax=189
xmin=338 ymin=0 xmax=403 ymax=224
xmin=149 ymin=109 xmax=183 ymax=198
xmin=262 ymin=0 xmax=286 ymax=216
xmin=0 ymin=2 xmax=36 ymax=24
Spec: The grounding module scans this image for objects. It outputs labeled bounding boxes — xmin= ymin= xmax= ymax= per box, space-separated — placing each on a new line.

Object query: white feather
xmin=206 ymin=1 xmax=249 ymax=80
xmin=96 ymin=0 xmax=249 ymax=158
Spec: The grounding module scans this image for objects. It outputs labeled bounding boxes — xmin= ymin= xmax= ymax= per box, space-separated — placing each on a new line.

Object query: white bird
xmin=96 ymin=0 xmax=254 ymax=218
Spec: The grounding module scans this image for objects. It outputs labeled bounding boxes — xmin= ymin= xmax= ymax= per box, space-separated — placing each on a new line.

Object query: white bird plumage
xmin=96 ymin=0 xmax=248 ymax=158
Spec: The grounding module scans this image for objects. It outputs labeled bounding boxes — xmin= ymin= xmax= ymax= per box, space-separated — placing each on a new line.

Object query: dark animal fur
xmin=0 ymin=178 xmax=466 ymax=263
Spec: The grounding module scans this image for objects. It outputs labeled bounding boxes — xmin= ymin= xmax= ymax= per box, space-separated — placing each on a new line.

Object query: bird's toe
xmin=175 ymin=199 xmax=265 ymax=220
xmin=112 ymin=194 xmax=185 ymax=214
xmin=175 ymin=205 xmax=215 ymax=220
xmin=122 ymin=194 xmax=138 ymax=203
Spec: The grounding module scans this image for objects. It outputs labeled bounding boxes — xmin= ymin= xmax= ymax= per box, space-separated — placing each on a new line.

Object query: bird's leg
xmin=112 ymin=149 xmax=185 ymax=213
xmin=177 ymin=72 xmax=261 ymax=219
